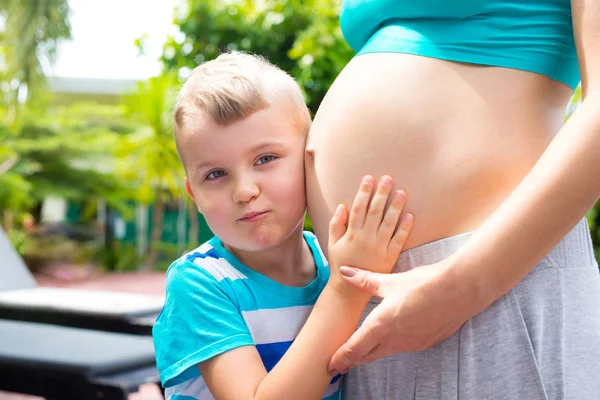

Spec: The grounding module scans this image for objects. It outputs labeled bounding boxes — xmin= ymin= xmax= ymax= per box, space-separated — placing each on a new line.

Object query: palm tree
xmin=117 ymin=74 xmax=185 ymax=269
xmin=0 ymin=104 xmax=136 ymax=230
xmin=1 ymin=0 xmax=71 ymax=125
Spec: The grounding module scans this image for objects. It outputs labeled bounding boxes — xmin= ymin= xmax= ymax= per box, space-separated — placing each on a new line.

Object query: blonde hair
xmin=174 ymin=52 xmax=311 ymax=163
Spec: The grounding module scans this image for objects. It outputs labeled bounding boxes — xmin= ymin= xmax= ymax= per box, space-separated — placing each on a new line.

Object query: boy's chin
xmin=234 ymin=228 xmax=302 ymax=252
xmin=236 ymin=235 xmax=280 ymax=252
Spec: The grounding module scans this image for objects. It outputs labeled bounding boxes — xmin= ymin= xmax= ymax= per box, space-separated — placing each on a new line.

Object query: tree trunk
xmin=135 ymin=203 xmax=148 ymax=268
xmin=187 ymin=200 xmax=199 ymax=249
xmin=146 ymin=186 xmax=165 ymax=269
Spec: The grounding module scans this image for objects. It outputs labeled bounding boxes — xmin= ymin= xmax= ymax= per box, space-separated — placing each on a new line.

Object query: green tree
xmin=0 ymin=104 xmax=137 ymax=229
xmin=0 ymin=0 xmax=71 ymax=125
xmin=7 ymin=105 xmax=134 ymax=205
xmin=0 ymin=122 xmax=33 ymax=228
xmin=155 ymin=0 xmax=353 ymax=114
xmin=117 ymin=74 xmax=185 ymax=268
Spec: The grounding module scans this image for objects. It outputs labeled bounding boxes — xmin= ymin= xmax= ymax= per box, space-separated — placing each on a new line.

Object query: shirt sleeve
xmin=152 ymin=257 xmax=254 ymax=387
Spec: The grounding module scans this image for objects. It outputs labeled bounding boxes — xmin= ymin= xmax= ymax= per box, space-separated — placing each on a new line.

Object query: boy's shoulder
xmin=166 ymin=237 xmax=246 ymax=286
xmin=165 ymin=231 xmax=327 ymax=289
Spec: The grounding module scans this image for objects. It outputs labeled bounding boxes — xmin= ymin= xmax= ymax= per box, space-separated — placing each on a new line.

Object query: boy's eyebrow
xmin=194 ymin=161 xmax=216 ymax=170
xmin=247 ymin=141 xmax=285 ymax=154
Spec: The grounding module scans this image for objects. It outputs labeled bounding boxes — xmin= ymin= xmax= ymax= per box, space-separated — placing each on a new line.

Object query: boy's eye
xmin=206 ymin=170 xmax=226 ymax=180
xmin=256 ymin=155 xmax=276 ymax=165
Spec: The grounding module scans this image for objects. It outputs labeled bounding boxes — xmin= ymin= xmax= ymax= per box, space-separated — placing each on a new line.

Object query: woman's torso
xmin=305 ymin=52 xmax=574 ymax=251
xmin=305 ymin=0 xmax=578 ymax=251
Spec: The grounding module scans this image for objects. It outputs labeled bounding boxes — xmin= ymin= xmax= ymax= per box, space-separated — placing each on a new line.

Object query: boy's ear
xmin=185 ymin=178 xmax=202 ymax=214
xmin=184 ymin=177 xmax=195 ymax=200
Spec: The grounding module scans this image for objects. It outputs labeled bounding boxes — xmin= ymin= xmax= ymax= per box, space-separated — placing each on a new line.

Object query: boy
xmin=152 ymin=51 xmax=413 ymax=400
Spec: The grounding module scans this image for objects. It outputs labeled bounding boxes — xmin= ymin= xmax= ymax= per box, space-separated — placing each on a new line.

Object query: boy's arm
xmin=200 ymin=284 xmax=370 ymax=399
xmin=199 ymin=175 xmax=413 ymax=400
xmin=200 ymin=283 xmax=372 ymax=399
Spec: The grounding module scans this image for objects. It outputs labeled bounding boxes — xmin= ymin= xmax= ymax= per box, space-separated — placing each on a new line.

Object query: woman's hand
xmin=327 ymin=175 xmax=414 ymax=281
xmin=328 ymin=259 xmax=477 ymax=374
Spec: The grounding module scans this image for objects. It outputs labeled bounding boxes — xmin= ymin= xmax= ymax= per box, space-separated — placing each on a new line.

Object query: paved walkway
xmin=34 ymin=265 xmax=167 ymax=296
xmin=0 ymin=265 xmax=167 ymax=400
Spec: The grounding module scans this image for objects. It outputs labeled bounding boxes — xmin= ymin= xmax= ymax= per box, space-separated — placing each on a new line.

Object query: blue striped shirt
xmin=153 ymin=231 xmax=341 ymax=400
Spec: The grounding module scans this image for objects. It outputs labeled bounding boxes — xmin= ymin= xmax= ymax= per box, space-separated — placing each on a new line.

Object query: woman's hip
xmin=343 ymin=218 xmax=600 ymax=399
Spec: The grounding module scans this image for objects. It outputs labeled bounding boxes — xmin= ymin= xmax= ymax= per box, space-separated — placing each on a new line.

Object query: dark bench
xmin=0 ymin=319 xmax=160 ymax=400
xmin=0 ymin=227 xmax=163 ymax=335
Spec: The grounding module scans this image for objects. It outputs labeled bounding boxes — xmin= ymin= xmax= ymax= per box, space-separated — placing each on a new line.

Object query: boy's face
xmin=182 ymin=104 xmax=307 ymax=252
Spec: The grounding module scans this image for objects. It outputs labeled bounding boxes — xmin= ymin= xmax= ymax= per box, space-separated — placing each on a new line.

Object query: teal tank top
xmin=340 ymin=0 xmax=580 ymax=90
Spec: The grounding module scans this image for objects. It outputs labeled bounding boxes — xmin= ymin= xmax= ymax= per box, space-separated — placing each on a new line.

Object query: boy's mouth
xmin=238 ymin=211 xmax=268 ymax=222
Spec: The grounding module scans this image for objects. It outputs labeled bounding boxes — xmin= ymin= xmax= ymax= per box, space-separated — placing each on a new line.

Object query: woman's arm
xmin=200 ymin=176 xmax=414 ymax=400
xmin=454 ymin=0 xmax=600 ymax=305
xmin=328 ymin=0 xmax=600 ymax=372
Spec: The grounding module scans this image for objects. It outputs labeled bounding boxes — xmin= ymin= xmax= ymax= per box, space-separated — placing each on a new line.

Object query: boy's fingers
xmin=389 ymin=213 xmax=414 ymax=253
xmin=348 ymin=175 xmax=375 ymax=230
xmin=377 ymin=189 xmax=406 ymax=239
xmin=363 ymin=176 xmax=394 ymax=232
xmin=328 ymin=204 xmax=348 ymax=246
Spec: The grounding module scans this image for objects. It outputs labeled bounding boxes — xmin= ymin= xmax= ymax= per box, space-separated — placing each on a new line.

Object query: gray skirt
xmin=343 ymin=218 xmax=600 ymax=400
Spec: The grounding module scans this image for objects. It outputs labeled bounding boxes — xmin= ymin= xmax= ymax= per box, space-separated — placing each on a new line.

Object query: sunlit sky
xmin=50 ymin=0 xmax=179 ymax=80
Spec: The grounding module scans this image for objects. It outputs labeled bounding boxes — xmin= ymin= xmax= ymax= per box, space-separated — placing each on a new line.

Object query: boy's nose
xmin=233 ymin=178 xmax=260 ymax=203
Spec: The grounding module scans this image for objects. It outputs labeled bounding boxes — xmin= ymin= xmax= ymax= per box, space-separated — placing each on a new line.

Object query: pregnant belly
xmin=305 ymin=53 xmax=571 ymax=252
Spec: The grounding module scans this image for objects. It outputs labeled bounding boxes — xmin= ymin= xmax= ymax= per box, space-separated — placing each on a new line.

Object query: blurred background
xmin=0 ymin=0 xmax=597 ymax=279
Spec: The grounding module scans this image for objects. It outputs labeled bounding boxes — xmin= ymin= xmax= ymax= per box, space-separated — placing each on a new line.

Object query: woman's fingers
xmin=329 ymin=288 xmax=397 ymax=373
xmin=377 ymin=189 xmax=407 ymax=239
xmin=347 ymin=175 xmax=375 ymax=230
xmin=329 ymin=319 xmax=381 ymax=374
xmin=359 ymin=343 xmax=389 ymax=365
xmin=363 ymin=175 xmax=394 ymax=232
xmin=339 ymin=267 xmax=391 ymax=297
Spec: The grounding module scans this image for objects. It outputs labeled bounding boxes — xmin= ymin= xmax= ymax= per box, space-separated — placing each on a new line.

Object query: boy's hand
xmin=328 ymin=175 xmax=413 ymax=280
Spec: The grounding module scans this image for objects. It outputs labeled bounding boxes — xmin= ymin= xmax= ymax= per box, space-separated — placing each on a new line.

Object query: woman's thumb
xmin=339 ymin=266 xmax=389 ymax=297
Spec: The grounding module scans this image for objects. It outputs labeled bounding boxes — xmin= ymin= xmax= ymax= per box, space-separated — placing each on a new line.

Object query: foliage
xmin=6 ymin=227 xmax=31 ymax=256
xmin=303 ymin=213 xmax=313 ymax=232
xmin=21 ymin=233 xmax=101 ymax=270
xmin=0 ymin=0 xmax=71 ymax=124
xmin=156 ymin=0 xmax=354 ymax=114
xmin=8 ymin=224 xmax=102 ymax=270
xmin=117 ymin=75 xmax=184 ymax=202
xmin=95 ymin=241 xmax=140 ymax=272
xmin=0 ymin=104 xmax=139 ymax=221
xmin=153 ymin=240 xmax=185 ymax=271
xmin=0 ymin=122 xmax=34 ymax=213
xmin=116 ymin=74 xmax=185 ymax=268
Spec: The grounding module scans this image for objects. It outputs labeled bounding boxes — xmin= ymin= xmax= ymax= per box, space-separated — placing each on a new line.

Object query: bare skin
xmin=306 ymin=54 xmax=573 ymax=253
